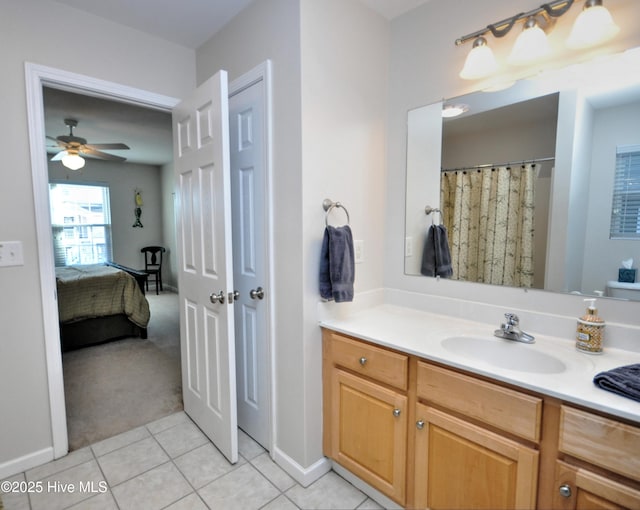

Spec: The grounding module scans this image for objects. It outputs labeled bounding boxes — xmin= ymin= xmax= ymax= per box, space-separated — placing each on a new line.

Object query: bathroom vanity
xmin=321 ymin=305 xmax=640 ymax=509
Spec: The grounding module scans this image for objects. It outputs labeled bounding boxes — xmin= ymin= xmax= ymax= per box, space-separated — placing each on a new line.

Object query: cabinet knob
xmin=393 ymin=408 xmax=401 ymax=417
xmin=416 ymin=420 xmax=425 ymax=430
xmin=359 ymin=356 xmax=367 ymax=366
xmin=559 ymin=484 xmax=572 ymax=498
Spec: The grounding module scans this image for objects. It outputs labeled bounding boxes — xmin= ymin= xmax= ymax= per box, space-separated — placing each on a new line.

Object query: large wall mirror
xmin=405 ymin=47 xmax=640 ymax=301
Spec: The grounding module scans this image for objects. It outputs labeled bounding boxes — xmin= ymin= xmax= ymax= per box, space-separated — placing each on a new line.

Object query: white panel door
xmin=173 ymin=70 xmax=238 ymax=463
xmin=229 ymin=78 xmax=269 ymax=449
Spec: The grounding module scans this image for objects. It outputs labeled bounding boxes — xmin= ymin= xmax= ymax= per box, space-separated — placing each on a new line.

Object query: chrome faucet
xmin=494 ymin=313 xmax=535 ymax=343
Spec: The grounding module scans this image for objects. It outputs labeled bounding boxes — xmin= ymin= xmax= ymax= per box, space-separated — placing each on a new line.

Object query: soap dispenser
xmin=576 ymin=298 xmax=605 ymax=354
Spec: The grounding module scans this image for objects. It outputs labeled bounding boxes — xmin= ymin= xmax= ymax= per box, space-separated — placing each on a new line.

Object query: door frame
xmin=25 ymin=60 xmax=274 ymax=460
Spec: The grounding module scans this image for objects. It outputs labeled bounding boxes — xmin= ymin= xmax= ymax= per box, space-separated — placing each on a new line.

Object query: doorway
xmin=26 ymin=61 xmax=274 ymax=460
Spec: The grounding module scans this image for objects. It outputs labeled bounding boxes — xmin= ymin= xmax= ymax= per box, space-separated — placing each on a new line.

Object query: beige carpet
xmin=63 ymin=292 xmax=182 ymax=451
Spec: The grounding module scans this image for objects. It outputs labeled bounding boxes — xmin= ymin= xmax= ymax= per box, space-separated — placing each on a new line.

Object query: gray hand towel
xmin=593 ymin=364 xmax=640 ymax=402
xmin=319 ymin=225 xmax=355 ymax=303
xmin=420 ymin=224 xmax=453 ymax=278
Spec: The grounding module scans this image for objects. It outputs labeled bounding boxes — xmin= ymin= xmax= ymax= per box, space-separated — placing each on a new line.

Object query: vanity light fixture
xmin=456 ymin=0 xmax=619 ymax=80
xmin=61 ymin=150 xmax=86 ymax=170
xmin=442 ymin=104 xmax=470 ymax=118
xmin=566 ymin=0 xmax=620 ymax=49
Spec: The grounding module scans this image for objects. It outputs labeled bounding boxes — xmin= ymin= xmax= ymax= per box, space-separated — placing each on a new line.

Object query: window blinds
xmin=610 ymin=145 xmax=640 ymax=239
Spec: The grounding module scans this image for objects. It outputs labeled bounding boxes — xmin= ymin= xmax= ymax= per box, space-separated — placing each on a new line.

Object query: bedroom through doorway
xmin=44 ymin=86 xmax=182 ymax=451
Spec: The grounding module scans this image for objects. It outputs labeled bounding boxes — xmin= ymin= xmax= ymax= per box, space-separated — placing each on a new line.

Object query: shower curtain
xmin=440 ymin=164 xmax=535 ymax=287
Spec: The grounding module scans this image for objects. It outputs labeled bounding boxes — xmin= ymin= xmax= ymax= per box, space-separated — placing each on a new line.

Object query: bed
xmin=56 ymin=263 xmax=150 ymax=351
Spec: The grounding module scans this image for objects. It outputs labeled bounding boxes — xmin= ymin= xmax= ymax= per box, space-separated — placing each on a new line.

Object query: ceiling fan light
xmin=62 ymin=152 xmax=85 ymax=170
xmin=460 ymin=37 xmax=498 ymax=80
xmin=508 ymin=17 xmax=551 ymax=66
xmin=567 ymin=0 xmax=620 ymax=49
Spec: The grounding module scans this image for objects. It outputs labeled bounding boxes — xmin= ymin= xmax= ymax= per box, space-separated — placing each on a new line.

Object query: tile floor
xmin=1 ymin=412 xmax=384 ymax=510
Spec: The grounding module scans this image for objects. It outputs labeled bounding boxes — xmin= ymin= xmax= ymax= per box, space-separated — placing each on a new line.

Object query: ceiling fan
xmin=47 ymin=118 xmax=130 ymax=170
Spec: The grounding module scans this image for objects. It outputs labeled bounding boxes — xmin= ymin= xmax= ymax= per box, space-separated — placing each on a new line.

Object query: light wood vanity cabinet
xmin=414 ymin=362 xmax=541 ymax=509
xmin=552 ymin=406 xmax=640 ymax=510
xmin=322 ymin=328 xmax=640 ymax=510
xmin=323 ymin=331 xmax=409 ymax=505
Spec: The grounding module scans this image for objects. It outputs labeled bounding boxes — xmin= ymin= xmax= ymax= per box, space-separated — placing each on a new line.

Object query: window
xmin=610 ymin=145 xmax=640 ymax=239
xmin=49 ymin=183 xmax=112 ymax=266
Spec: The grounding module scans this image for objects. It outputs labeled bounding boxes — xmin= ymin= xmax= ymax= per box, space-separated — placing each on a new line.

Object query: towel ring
xmin=323 ymin=198 xmax=350 ymax=227
xmin=425 ymin=205 xmax=442 ymax=226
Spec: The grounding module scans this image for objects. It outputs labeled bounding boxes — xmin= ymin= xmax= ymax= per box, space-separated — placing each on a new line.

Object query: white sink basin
xmin=441 ymin=336 xmax=567 ymax=374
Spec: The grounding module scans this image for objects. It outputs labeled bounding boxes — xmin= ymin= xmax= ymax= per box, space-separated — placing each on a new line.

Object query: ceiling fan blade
xmin=46 ymin=136 xmax=66 ymax=147
xmin=82 ymin=148 xmax=127 ymax=162
xmin=86 ymin=143 xmax=130 ymax=150
xmin=50 ymin=151 xmax=67 ymax=161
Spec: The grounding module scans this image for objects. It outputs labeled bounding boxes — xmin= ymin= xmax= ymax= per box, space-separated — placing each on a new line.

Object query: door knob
xmin=249 ymin=287 xmax=264 ymax=300
xmin=209 ymin=291 xmax=225 ymax=304
xmin=393 ymin=408 xmax=401 ymax=417
xmin=229 ymin=290 xmax=239 ymax=302
xmin=416 ymin=420 xmax=425 ymax=430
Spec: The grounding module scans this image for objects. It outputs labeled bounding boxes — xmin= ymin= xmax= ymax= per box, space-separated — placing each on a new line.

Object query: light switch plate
xmin=0 ymin=241 xmax=25 ymax=267
xmin=354 ymin=240 xmax=364 ymax=264
xmin=405 ymin=236 xmax=413 ymax=257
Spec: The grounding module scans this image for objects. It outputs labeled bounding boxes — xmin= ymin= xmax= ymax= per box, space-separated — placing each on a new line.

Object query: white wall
xmin=582 ymin=100 xmax=640 ymax=293
xmin=385 ymin=0 xmax=640 ymax=324
xmin=49 ymin=160 xmax=164 ymax=271
xmin=300 ymin=0 xmax=389 ymax=468
xmin=0 ymin=0 xmax=195 ymax=476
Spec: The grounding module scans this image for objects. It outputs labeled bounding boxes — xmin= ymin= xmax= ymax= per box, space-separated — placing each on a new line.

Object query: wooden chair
xmin=141 ymin=246 xmax=166 ymax=295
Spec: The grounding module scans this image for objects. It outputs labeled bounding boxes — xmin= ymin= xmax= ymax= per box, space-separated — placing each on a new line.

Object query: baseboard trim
xmin=0 ymin=447 xmax=53 ymax=480
xmin=271 ymin=447 xmax=331 ymax=487
xmin=331 ymin=462 xmax=403 ymax=510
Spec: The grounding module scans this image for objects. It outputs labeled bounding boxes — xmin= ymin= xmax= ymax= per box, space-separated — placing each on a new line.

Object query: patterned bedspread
xmin=56 ymin=264 xmax=150 ymax=328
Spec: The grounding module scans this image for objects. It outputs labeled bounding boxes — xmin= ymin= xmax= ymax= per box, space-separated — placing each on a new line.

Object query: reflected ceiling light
xmin=459 ymin=37 xmax=498 ymax=80
xmin=567 ymin=0 xmax=619 ymax=49
xmin=60 ymin=150 xmax=86 ymax=170
xmin=508 ymin=17 xmax=551 ymax=65
xmin=442 ymin=104 xmax=470 ymax=118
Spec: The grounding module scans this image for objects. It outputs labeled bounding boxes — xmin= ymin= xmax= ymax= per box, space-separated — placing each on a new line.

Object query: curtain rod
xmin=441 ymin=156 xmax=555 ymax=173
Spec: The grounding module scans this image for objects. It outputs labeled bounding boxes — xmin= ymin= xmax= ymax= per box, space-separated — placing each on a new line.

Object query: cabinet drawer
xmin=327 ymin=332 xmax=408 ymax=391
xmin=417 ymin=362 xmax=542 ymax=442
xmin=559 ymin=406 xmax=640 ymax=482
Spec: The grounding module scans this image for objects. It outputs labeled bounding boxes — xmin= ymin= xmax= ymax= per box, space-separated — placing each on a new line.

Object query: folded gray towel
xmin=319 ymin=225 xmax=355 ymax=303
xmin=420 ymin=224 xmax=453 ymax=278
xmin=593 ymin=364 xmax=640 ymax=402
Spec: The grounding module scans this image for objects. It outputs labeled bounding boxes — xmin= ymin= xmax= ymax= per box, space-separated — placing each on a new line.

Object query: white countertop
xmin=320 ymin=304 xmax=640 ymax=424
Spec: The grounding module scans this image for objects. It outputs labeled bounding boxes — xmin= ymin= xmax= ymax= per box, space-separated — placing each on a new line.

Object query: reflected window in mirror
xmin=610 ymin=145 xmax=640 ymax=239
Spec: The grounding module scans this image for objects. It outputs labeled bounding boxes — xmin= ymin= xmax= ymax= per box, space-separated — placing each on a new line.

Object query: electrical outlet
xmin=354 ymin=240 xmax=364 ymax=264
xmin=405 ymin=236 xmax=413 ymax=257
xmin=0 ymin=241 xmax=24 ymax=267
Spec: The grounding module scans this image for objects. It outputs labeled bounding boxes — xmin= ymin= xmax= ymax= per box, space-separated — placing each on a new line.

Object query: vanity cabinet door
xmin=553 ymin=461 xmax=640 ymax=510
xmin=414 ymin=402 xmax=539 ymax=510
xmin=327 ymin=368 xmax=407 ymax=504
